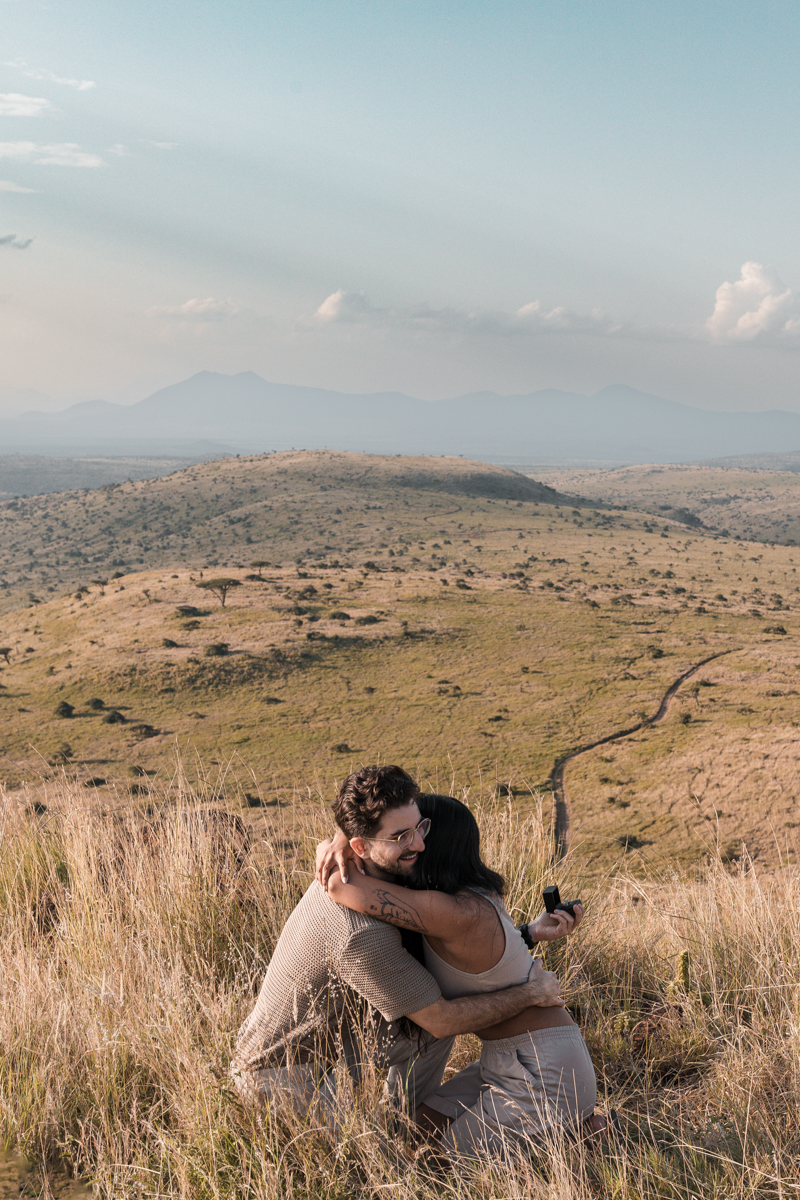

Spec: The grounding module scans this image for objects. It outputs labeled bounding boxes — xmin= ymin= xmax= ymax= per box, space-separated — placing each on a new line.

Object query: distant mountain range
xmin=2 ymin=372 xmax=800 ymax=464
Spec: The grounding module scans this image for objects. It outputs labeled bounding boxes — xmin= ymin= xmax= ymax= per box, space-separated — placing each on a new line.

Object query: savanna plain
xmin=2 ymin=450 xmax=800 ymax=1198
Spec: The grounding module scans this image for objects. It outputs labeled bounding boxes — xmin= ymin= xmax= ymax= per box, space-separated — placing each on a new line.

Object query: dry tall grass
xmin=1 ymin=773 xmax=799 ymax=1198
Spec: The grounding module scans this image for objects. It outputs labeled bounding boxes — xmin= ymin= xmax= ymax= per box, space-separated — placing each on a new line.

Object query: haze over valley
xmin=5 ymin=372 xmax=800 ymax=466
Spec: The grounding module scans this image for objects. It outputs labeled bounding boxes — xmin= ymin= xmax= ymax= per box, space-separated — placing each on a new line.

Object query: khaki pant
xmin=425 ymin=1026 xmax=597 ymax=1160
xmin=230 ymin=1025 xmax=456 ymax=1132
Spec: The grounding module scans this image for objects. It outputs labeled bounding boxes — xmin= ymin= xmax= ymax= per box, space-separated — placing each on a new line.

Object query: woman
xmin=317 ymin=792 xmax=602 ymax=1160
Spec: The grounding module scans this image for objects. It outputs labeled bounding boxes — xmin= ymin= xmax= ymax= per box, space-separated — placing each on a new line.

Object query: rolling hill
xmin=534 ymin=462 xmax=800 ymax=545
xmin=0 ymin=452 xmax=578 ymax=611
xmin=1 ymin=450 xmax=799 ymax=873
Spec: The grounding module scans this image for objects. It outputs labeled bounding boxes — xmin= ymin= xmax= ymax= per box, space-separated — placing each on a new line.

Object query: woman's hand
xmin=527 ymin=903 xmax=583 ymax=943
xmin=315 ymin=829 xmax=365 ymax=888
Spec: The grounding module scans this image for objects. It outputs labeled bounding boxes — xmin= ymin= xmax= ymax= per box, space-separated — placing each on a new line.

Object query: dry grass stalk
xmin=1 ymin=771 xmax=800 ymax=1197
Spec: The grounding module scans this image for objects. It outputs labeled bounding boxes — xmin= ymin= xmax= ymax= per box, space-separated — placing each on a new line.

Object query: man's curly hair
xmin=332 ymin=765 xmax=420 ymax=840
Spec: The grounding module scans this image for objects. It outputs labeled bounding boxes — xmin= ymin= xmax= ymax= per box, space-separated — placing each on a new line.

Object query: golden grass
xmin=2 ymin=770 xmax=800 ymax=1197
xmin=2 ymin=449 xmax=800 ymax=871
xmin=0 ymin=449 xmax=572 ymax=614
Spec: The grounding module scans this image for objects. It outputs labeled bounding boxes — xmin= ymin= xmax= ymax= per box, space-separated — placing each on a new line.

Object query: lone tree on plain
xmin=249 ymin=560 xmax=270 ymax=578
xmin=195 ymin=577 xmax=242 ymax=608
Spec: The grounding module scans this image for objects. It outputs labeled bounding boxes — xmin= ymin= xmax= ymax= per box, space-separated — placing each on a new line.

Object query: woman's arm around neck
xmin=325 ymin=869 xmax=483 ymax=941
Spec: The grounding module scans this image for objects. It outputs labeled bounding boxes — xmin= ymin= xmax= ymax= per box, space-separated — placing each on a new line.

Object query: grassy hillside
xmin=0 ymin=450 xmax=571 ymax=614
xmin=535 ymin=461 xmax=800 ymax=545
xmin=1 ymin=451 xmax=799 ymax=872
xmin=2 ymin=781 xmax=799 ymax=1199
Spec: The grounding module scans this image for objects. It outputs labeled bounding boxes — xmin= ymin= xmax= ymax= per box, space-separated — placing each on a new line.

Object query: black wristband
xmin=517 ymin=922 xmax=538 ymax=950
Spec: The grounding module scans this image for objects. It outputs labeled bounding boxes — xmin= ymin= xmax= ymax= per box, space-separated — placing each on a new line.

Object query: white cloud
xmin=706 ymin=262 xmax=795 ymax=342
xmin=108 ymin=143 xmax=129 ymax=157
xmin=315 ymin=289 xmax=374 ymax=322
xmin=0 ymin=233 xmax=33 ymax=249
xmin=313 ymin=267 xmax=800 ymax=352
xmin=0 ymin=142 xmax=102 ymax=167
xmin=314 ymin=289 xmax=632 ymax=339
xmin=140 ymin=140 xmax=178 ymax=150
xmin=0 ymin=93 xmax=52 ymax=116
xmin=0 ymin=179 xmax=35 ymax=192
xmin=515 ymin=300 xmax=629 ymax=336
xmin=4 ymin=61 xmax=95 ymax=90
xmin=146 ymin=297 xmax=239 ymax=321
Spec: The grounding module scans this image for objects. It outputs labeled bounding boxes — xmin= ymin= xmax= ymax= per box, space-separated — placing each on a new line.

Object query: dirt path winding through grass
xmin=551 ymin=650 xmax=735 ymax=860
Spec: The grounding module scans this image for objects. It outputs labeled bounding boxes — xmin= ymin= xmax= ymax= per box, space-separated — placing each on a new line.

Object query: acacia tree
xmin=195 ymin=577 xmax=242 ymax=607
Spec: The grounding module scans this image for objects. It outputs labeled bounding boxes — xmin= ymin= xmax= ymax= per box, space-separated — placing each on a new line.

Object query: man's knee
xmin=385 ymin=1032 xmax=455 ymax=1112
xmin=229 ymin=1062 xmax=329 ymax=1120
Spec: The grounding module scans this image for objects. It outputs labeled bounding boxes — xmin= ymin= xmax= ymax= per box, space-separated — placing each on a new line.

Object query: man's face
xmin=352 ymin=801 xmax=426 ymax=881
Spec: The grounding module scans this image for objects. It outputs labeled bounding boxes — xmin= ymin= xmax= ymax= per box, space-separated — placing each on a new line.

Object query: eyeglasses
xmin=362 ymin=817 xmax=431 ymax=850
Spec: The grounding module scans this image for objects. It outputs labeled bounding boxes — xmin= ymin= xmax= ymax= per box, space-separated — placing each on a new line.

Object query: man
xmin=231 ymin=765 xmax=575 ymax=1125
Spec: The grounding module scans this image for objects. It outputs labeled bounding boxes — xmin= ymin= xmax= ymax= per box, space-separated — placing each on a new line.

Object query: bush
xmin=86 ymin=697 xmax=105 ymax=710
xmin=203 ymin=643 xmax=229 ymax=657
xmin=102 ymin=709 xmax=126 ymax=725
xmin=131 ymin=723 xmax=158 ymax=739
xmin=354 ymin=614 xmax=379 ymax=626
xmin=54 ymin=701 xmax=74 ymax=718
xmin=617 ymin=832 xmax=646 ymax=849
xmin=161 ymin=638 xmax=178 ymax=649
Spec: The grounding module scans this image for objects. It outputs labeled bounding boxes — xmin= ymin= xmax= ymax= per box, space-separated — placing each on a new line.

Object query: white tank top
xmin=422 ymin=891 xmax=534 ymax=999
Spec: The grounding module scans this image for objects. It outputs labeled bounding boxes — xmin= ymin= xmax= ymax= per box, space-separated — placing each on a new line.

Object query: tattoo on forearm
xmin=368 ymin=890 xmax=428 ymax=933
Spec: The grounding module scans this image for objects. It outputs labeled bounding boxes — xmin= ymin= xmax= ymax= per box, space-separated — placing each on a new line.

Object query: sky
xmin=2 ymin=0 xmax=800 ymax=414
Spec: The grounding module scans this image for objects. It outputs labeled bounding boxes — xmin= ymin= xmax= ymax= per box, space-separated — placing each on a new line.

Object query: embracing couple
xmin=231 ymin=765 xmax=602 ymax=1161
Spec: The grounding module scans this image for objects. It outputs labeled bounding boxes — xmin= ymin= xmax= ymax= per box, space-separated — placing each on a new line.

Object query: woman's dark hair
xmin=411 ymin=793 xmax=505 ymax=896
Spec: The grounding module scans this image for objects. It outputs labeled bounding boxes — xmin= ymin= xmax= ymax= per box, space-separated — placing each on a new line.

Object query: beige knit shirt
xmin=233 ymin=881 xmax=442 ymax=1072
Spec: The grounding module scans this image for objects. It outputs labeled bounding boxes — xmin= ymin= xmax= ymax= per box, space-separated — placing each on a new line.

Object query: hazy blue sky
xmin=2 ymin=0 xmax=800 ymax=412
